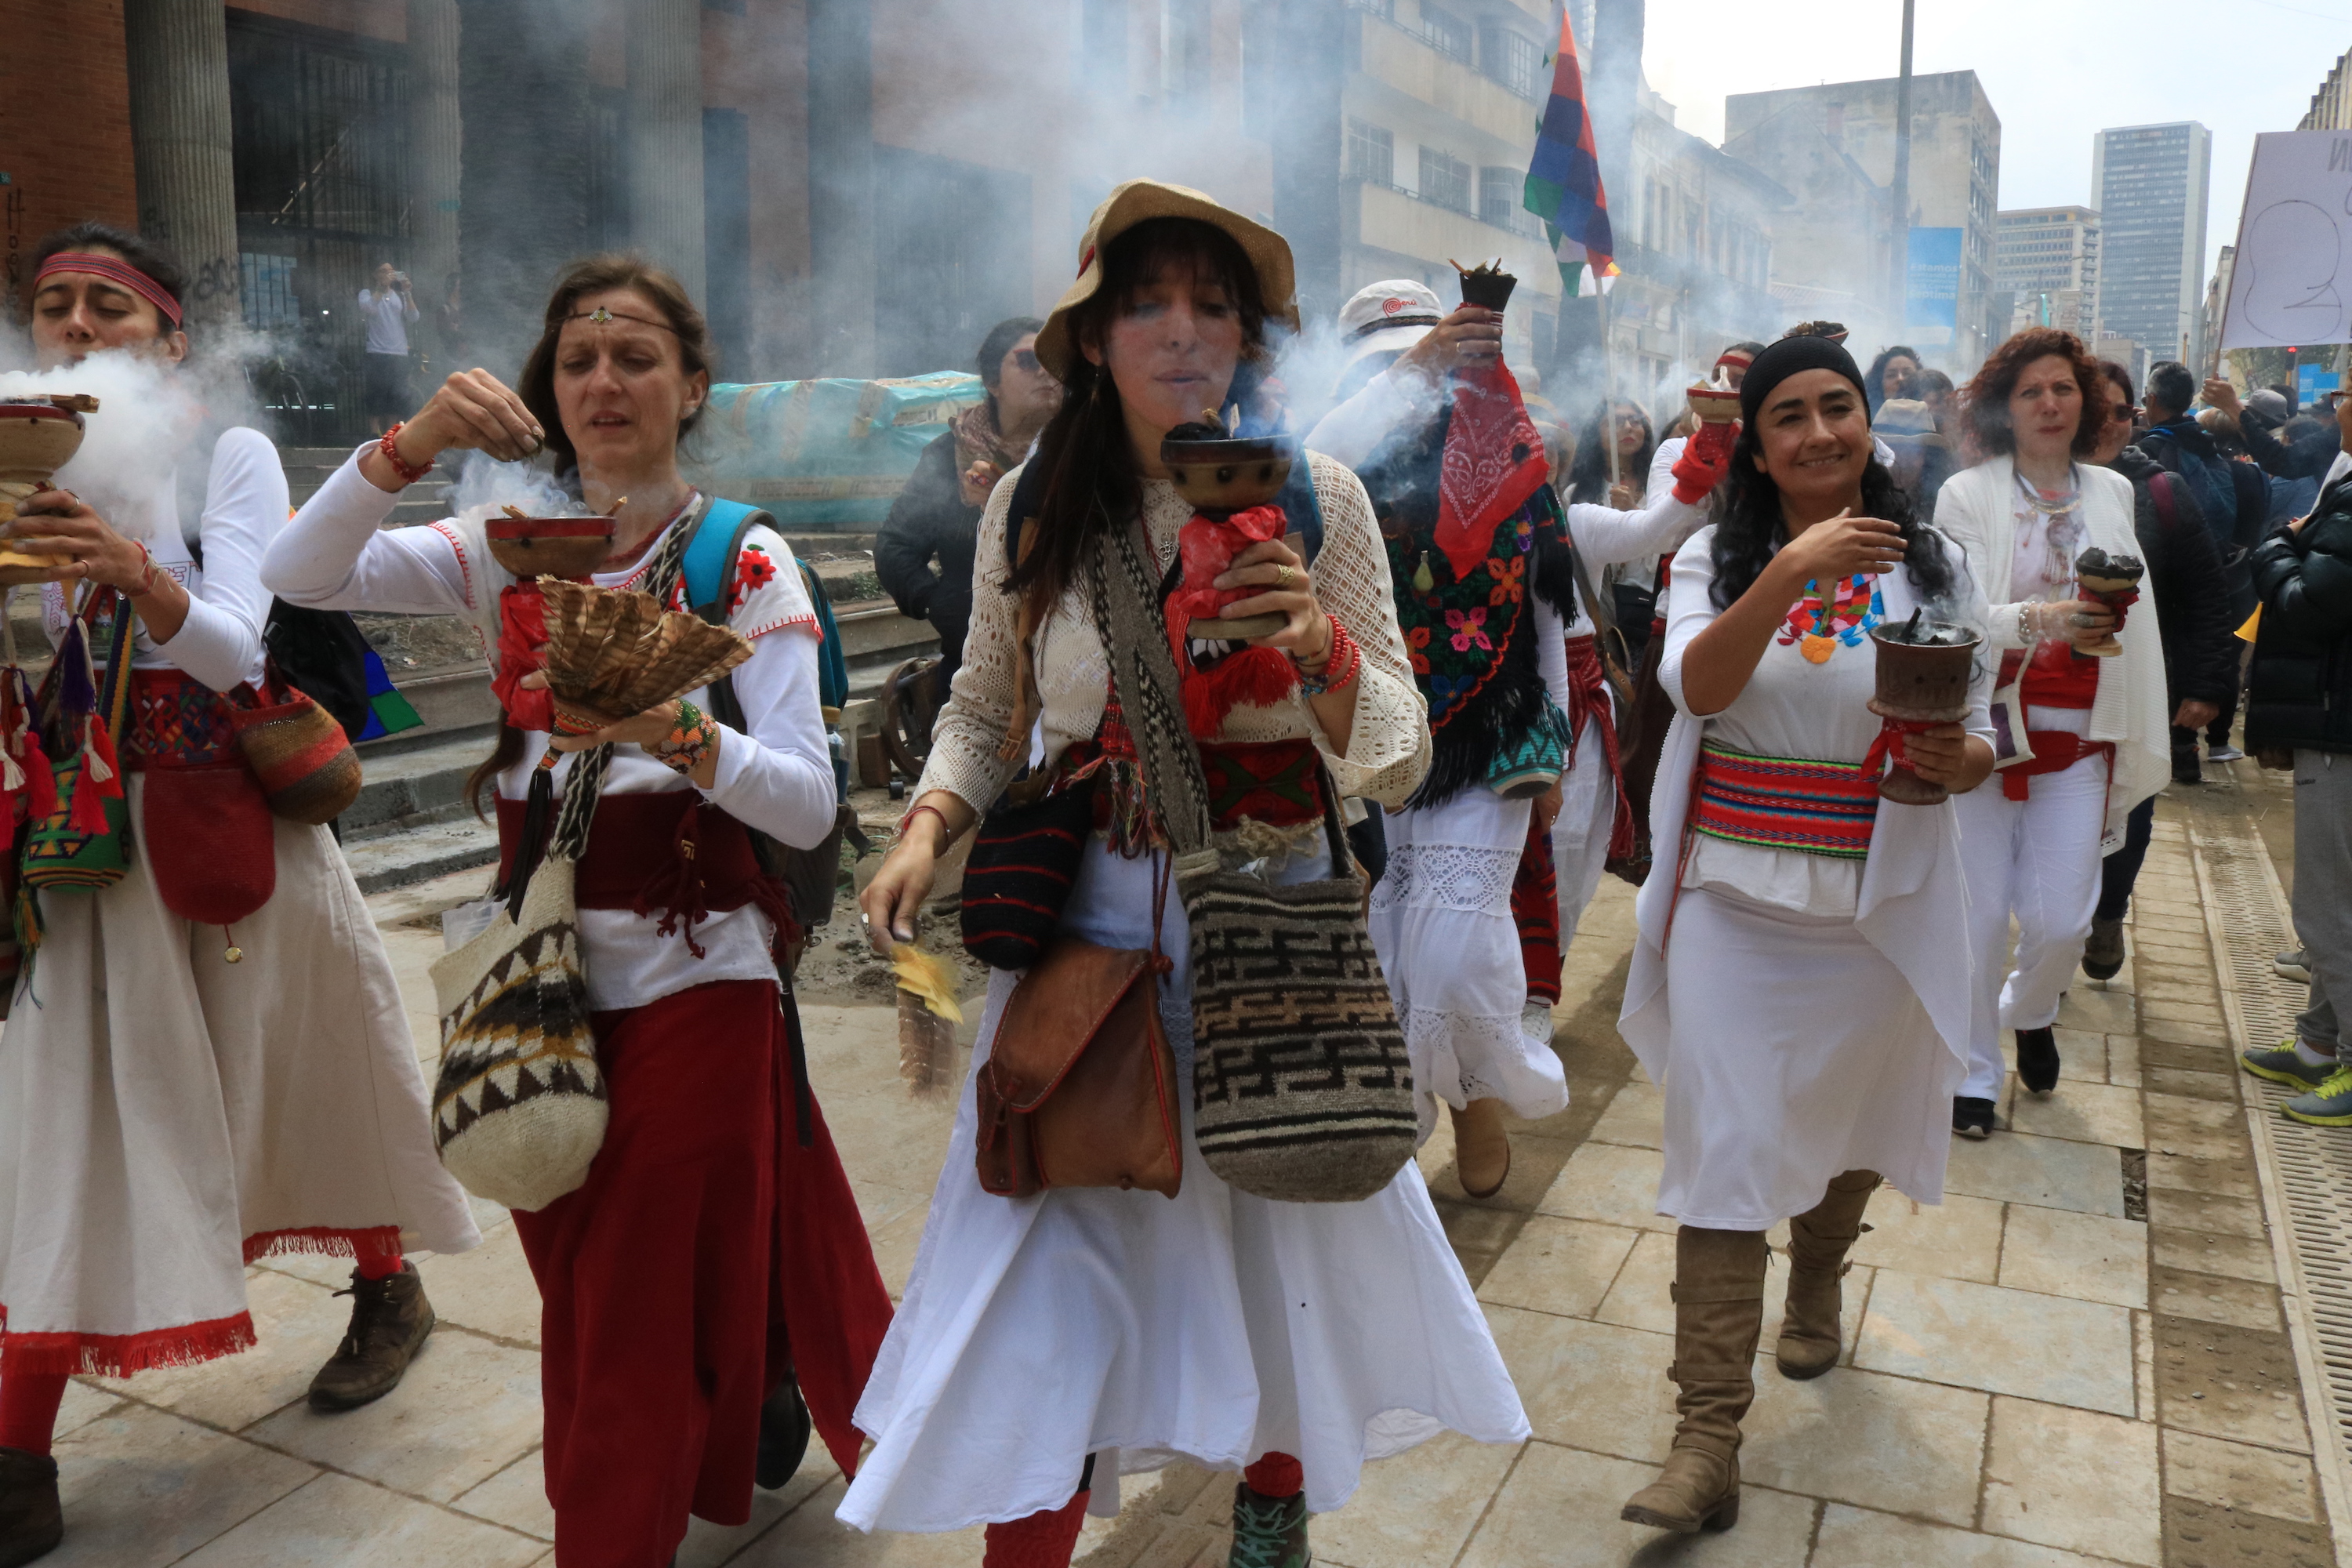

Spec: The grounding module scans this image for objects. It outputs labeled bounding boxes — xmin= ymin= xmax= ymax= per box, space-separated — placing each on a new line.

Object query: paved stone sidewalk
xmin=35 ymin=770 xmax=2347 ymax=1566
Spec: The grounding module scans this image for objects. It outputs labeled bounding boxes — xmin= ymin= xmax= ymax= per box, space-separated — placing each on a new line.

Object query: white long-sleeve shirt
xmin=265 ymin=447 xmax=836 ymax=1010
xmin=43 ymin=426 xmax=285 ymax=692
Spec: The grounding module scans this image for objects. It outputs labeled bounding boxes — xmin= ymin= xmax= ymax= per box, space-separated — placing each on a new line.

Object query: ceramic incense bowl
xmin=0 ymin=400 xmax=89 ymax=486
xmin=1867 ymin=622 xmax=1981 ymax=805
xmin=1160 ymin=433 xmax=1293 ymax=517
xmin=1686 ymin=384 xmax=1742 ymax=425
xmin=486 ymin=516 xmax=616 ymax=579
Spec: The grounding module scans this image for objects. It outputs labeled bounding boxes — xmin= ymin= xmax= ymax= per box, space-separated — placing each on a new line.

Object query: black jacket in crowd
xmin=2239 ymin=408 xmax=2342 ymax=482
xmin=2245 ymin=473 xmax=2352 ymax=756
xmin=2135 ymin=419 xmax=2270 ymax=620
xmin=2110 ymin=446 xmax=2239 ymax=710
xmin=873 ymin=430 xmax=981 ymax=674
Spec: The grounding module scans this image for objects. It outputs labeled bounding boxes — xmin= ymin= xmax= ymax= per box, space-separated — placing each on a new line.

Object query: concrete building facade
xmin=2092 ymin=120 xmax=2211 ymax=372
xmin=1998 ymin=204 xmax=2100 ymax=341
xmin=2302 ymin=47 xmax=2352 ymax=131
xmin=1724 ymin=70 xmax=2003 ymax=369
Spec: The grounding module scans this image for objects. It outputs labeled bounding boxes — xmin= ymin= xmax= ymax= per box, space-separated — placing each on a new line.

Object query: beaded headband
xmin=561 ymin=305 xmax=677 ymax=335
xmin=33 ymin=252 xmax=183 ymax=328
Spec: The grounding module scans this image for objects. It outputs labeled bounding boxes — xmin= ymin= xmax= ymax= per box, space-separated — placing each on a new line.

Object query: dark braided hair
xmin=1708 ymin=423 xmax=1958 ymax=609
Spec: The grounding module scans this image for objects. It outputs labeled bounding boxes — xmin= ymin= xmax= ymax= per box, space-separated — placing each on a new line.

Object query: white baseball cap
xmin=1338 ymin=280 xmax=1444 ymax=368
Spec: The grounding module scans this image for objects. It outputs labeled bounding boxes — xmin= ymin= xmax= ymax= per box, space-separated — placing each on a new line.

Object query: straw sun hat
xmin=1033 ymin=179 xmax=1300 ymax=382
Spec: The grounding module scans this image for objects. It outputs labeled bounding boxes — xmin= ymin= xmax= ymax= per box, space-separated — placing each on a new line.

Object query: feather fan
xmin=535 ymin=576 xmax=753 ymax=729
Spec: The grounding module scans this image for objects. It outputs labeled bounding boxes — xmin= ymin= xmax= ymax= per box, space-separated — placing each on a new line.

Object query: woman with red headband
xmin=0 ymin=223 xmax=477 ymax=1565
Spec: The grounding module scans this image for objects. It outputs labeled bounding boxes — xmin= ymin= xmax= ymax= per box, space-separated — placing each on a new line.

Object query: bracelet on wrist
xmin=648 ymin=698 xmax=719 ymax=774
xmin=1295 ymin=615 xmax=1362 ymax=696
xmin=376 ymin=422 xmax=434 ymax=486
xmin=899 ymin=801 xmax=956 ymax=854
xmin=124 ymin=542 xmax=160 ymax=599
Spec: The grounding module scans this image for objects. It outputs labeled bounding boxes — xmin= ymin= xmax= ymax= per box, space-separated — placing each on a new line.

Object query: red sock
xmin=0 ymin=1372 xmax=68 ymax=1455
xmin=354 ymin=1246 xmax=406 ymax=1281
xmin=1251 ymin=1457 xmax=1308 ymax=1504
xmin=1244 ymin=1451 xmax=1303 ymax=1498
xmin=982 ymin=1490 xmax=1089 ymax=1568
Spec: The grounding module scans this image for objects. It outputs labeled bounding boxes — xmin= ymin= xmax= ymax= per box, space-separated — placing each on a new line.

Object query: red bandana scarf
xmin=1433 ymin=362 xmax=1549 ymax=583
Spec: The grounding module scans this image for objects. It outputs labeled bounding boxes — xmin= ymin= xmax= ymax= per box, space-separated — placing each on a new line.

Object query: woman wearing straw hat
xmin=848 ymin=181 xmax=1526 ymax=1568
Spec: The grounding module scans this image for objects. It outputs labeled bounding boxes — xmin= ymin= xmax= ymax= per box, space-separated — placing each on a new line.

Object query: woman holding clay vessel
xmin=1617 ymin=332 xmax=1994 ymax=1537
xmin=264 ymin=254 xmax=890 ymax=1568
xmin=0 ymin=223 xmax=480 ymax=1567
xmin=1934 ymin=328 xmax=2171 ymax=1139
xmin=844 ymin=182 xmax=1526 ymax=1568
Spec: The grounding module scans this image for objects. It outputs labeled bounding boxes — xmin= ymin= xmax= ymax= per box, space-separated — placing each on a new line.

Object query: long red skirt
xmin=512 ymin=978 xmax=892 ymax=1568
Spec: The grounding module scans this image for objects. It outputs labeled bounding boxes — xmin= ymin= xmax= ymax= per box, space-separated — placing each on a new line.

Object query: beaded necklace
xmin=1784 ymin=572 xmax=1884 ymax=663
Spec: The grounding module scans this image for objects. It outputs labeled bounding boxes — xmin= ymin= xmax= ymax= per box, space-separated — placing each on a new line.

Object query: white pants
xmin=1954 ymin=738 xmax=2111 ymax=1100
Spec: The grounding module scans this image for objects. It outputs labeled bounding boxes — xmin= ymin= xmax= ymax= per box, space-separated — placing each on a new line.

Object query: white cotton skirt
xmin=839 ymin=837 xmax=1530 ymax=1534
xmin=1550 ymin=712 xmax=1617 ymax=946
xmin=1368 ymin=788 xmax=1568 ymax=1137
xmin=1657 ymin=884 xmax=1962 ymax=1232
xmin=0 ymin=776 xmax=480 ymax=1373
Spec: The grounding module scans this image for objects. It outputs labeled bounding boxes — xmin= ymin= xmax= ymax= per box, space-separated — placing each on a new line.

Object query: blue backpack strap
xmin=686 ymin=497 xmax=762 ymax=618
xmin=799 ymin=560 xmax=851 ymax=713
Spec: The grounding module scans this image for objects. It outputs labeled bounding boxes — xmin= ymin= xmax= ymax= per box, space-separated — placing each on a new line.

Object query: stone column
xmin=805 ymin=0 xmax=873 ymax=377
xmin=627 ymin=0 xmax=706 ymax=304
xmin=123 ymin=0 xmax=241 ymax=329
xmin=409 ymin=0 xmax=463 ymax=364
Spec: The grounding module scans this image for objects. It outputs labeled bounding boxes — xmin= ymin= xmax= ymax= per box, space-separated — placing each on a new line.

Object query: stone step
xmin=344 ymin=731 xmax=492 ymax=838
xmin=342 ymin=811 xmax=499 ymax=895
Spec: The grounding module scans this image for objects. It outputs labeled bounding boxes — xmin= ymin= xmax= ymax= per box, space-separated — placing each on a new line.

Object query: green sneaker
xmin=2284 ymin=1069 xmax=2352 ymax=1127
xmin=1229 ymin=1482 xmax=1311 ymax=1568
xmin=2243 ymin=1043 xmax=2339 ymax=1091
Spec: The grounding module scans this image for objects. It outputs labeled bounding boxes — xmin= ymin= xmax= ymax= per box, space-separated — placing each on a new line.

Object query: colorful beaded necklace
xmin=1782 ymin=572 xmax=1884 ymax=663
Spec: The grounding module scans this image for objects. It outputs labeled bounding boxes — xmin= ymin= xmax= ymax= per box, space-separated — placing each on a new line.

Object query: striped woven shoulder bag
xmin=1092 ymin=520 xmax=1417 ymax=1205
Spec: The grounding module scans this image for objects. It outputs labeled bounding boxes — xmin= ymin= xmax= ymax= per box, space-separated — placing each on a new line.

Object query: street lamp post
xmin=1888 ymin=0 xmax=1915 ymax=347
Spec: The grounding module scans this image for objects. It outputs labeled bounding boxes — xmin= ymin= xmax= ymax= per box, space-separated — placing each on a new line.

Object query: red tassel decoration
xmin=20 ymin=744 xmax=55 ymax=829
xmin=1180 ymin=644 xmax=1299 ymax=738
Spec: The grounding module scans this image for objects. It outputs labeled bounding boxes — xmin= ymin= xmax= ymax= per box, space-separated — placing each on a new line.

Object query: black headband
xmin=1741 ymin=334 xmax=1870 ymax=426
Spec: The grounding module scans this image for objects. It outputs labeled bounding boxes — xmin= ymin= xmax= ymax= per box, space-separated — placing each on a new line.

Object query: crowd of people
xmin=0 ymin=182 xmax=2343 ymax=1568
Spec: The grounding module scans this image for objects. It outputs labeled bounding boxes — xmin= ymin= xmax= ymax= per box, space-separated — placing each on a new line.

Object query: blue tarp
xmin=684 ymin=372 xmax=985 ymax=528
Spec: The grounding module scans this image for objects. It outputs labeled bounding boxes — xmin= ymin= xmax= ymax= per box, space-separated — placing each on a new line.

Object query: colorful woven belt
xmin=1689 ymin=742 xmax=1878 ymax=859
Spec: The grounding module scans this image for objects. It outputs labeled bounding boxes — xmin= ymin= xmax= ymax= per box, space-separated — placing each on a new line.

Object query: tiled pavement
xmin=37 ymin=765 xmax=2346 ymax=1566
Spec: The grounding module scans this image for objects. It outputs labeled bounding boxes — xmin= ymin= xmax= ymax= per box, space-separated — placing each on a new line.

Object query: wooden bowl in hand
xmin=486 ymin=516 xmax=616 ymax=580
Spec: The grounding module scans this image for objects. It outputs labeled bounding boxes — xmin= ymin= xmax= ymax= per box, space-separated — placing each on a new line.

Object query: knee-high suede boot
xmin=1776 ymin=1169 xmax=1879 ymax=1380
xmin=1620 ymin=1226 xmax=1768 ymax=1534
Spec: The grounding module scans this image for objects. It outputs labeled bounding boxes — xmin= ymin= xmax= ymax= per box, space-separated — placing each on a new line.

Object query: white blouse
xmin=42 ymin=427 xmax=287 ymax=692
xmin=916 ymin=452 xmax=1430 ymax=815
xmin=1659 ymin=524 xmax=1994 ymax=918
xmin=264 ymin=448 xmax=837 ymax=1012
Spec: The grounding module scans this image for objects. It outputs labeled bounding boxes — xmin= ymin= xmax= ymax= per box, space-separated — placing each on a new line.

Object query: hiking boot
xmin=0 ymin=1446 xmax=60 ymax=1568
xmin=308 ymin=1263 xmax=434 ymax=1412
xmin=2015 ymin=1027 xmax=2060 ymax=1096
xmin=2081 ymin=917 xmax=2125 ymax=981
xmin=1777 ymin=1171 xmax=1877 ymax=1380
xmin=2242 ymin=1043 xmax=2338 ymax=1091
xmin=755 ymin=1372 xmax=812 ymax=1491
xmin=1229 ymin=1482 xmax=1311 ymax=1568
xmin=1621 ymin=1227 xmax=1766 ymax=1534
xmin=2285 ymin=1069 xmax=2352 ymax=1128
xmin=1952 ymin=1097 xmax=1998 ymax=1139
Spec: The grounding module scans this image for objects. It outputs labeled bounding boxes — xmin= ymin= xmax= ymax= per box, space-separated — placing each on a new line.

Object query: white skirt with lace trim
xmin=1368 ymin=789 xmax=1570 ymax=1138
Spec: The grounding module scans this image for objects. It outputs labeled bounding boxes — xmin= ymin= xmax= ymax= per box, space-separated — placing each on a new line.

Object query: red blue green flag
xmin=1523 ymin=8 xmax=1619 ymax=297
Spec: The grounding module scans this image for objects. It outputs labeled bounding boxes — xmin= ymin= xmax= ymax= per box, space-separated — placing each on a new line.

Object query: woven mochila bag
xmin=1092 ymin=517 xmax=1417 ymax=1204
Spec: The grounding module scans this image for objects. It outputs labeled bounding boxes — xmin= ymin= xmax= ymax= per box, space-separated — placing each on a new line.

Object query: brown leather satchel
xmin=974 ymin=936 xmax=1183 ymax=1199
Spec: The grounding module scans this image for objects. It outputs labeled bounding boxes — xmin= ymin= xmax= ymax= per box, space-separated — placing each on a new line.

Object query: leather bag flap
xmin=990 ymin=938 xmax=1156 ymax=1112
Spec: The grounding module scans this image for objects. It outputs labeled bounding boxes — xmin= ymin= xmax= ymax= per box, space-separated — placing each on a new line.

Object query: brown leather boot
xmin=0 ymin=1446 xmax=61 ymax=1568
xmin=308 ymin=1262 xmax=435 ymax=1412
xmin=1450 ymin=1098 xmax=1511 ymax=1200
xmin=1620 ymin=1226 xmax=1767 ymax=1534
xmin=1776 ymin=1170 xmax=1879 ymax=1380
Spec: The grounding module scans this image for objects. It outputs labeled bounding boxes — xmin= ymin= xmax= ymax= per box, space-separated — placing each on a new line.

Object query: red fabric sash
xmin=1434 ymin=363 xmax=1549 ymax=581
xmin=1510 ymin=806 xmax=1560 ymax=1004
xmin=1689 ymin=743 xmax=1878 ymax=858
xmin=496 ymin=790 xmax=797 ymax=957
xmin=2000 ymin=733 xmax=2114 ymax=801
xmin=1563 ymin=634 xmax=1636 ymax=862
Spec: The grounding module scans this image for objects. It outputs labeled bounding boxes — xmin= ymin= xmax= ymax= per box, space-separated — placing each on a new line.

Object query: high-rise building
xmin=1996 ymin=205 xmax=2100 ymax=340
xmin=1723 ymin=71 xmax=2004 ymax=367
xmin=2092 ymin=122 xmax=2212 ymax=370
xmin=2302 ymin=47 xmax=2352 ymax=129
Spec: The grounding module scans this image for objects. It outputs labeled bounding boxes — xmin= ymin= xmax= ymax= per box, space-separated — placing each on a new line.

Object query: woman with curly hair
xmin=1617 ymin=333 xmax=1994 ymax=1536
xmin=1935 ymin=330 xmax=2171 ymax=1138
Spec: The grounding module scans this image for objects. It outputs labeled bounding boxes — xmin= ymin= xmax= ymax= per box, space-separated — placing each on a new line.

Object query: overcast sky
xmin=1639 ymin=0 xmax=2352 ymax=279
